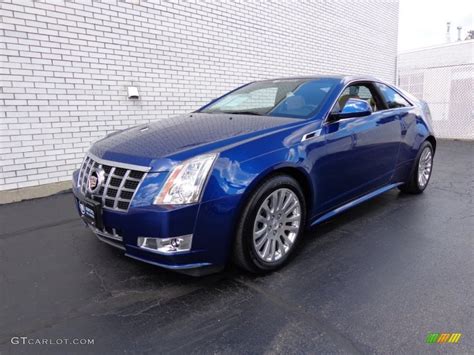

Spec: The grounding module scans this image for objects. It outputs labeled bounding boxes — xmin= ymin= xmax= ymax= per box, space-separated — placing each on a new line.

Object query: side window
xmin=271 ymin=79 xmax=337 ymax=118
xmin=333 ymin=84 xmax=380 ymax=112
xmin=376 ymin=83 xmax=411 ymax=109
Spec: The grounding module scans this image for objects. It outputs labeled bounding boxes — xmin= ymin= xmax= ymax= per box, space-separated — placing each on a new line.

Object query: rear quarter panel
xmin=391 ymin=97 xmax=435 ymax=183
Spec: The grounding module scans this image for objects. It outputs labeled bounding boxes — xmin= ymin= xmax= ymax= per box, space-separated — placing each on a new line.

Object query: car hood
xmin=89 ymin=113 xmax=301 ymax=171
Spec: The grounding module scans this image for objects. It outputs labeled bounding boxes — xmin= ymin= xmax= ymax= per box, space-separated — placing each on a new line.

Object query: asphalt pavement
xmin=0 ymin=140 xmax=473 ymax=354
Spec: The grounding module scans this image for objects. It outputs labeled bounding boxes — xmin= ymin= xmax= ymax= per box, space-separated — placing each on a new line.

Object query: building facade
xmin=1 ymin=0 xmax=399 ymax=191
xmin=397 ymin=40 xmax=474 ymax=140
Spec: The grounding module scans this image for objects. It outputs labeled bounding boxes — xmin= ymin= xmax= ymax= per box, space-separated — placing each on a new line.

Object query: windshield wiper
xmin=220 ymin=111 xmax=263 ymax=116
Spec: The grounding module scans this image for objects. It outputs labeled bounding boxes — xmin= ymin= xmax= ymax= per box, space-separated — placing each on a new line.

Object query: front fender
xmin=253 ymin=150 xmax=312 ymax=199
xmin=202 ymin=144 xmax=316 ymax=219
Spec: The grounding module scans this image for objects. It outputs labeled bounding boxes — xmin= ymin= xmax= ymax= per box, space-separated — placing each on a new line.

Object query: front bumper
xmin=72 ymin=171 xmax=240 ymax=275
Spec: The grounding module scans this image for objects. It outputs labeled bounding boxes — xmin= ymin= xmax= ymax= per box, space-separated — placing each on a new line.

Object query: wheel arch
xmin=426 ymin=135 xmax=437 ymax=154
xmin=231 ymin=164 xmax=313 ymax=271
xmin=237 ymin=164 xmax=314 ymax=221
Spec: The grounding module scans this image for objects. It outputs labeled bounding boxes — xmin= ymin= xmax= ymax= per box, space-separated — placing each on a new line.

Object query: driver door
xmin=316 ymin=82 xmax=401 ymax=212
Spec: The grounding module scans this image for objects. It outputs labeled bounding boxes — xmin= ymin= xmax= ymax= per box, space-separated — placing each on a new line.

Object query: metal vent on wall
xmin=78 ymin=154 xmax=149 ymax=212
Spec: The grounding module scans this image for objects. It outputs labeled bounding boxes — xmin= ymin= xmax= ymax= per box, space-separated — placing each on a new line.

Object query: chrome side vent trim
xmin=301 ymin=129 xmax=322 ymax=142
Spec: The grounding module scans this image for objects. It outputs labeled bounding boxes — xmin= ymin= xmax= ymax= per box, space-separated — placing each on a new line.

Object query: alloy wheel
xmin=252 ymin=188 xmax=301 ymax=263
xmin=417 ymin=147 xmax=433 ymax=189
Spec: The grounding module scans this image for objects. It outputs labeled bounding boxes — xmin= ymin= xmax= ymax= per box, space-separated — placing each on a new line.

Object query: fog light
xmin=137 ymin=235 xmax=192 ymax=254
xmin=170 ymin=238 xmax=180 ymax=248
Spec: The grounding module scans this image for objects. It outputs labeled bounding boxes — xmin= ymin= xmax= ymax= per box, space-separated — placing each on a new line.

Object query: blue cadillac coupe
xmin=72 ymin=75 xmax=436 ymax=275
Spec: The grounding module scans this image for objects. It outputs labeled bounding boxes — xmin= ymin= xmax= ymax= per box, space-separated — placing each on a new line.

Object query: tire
xmin=233 ymin=174 xmax=306 ymax=273
xmin=399 ymin=141 xmax=434 ymax=194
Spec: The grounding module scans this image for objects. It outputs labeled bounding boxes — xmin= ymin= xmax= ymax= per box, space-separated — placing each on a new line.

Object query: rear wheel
xmin=233 ymin=175 xmax=306 ymax=273
xmin=399 ymin=141 xmax=434 ymax=194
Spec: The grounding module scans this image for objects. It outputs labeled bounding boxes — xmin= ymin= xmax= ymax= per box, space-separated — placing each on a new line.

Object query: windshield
xmin=200 ymin=78 xmax=339 ymax=119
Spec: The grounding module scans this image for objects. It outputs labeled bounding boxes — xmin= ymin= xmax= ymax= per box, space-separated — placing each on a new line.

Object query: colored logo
xmin=87 ymin=168 xmax=105 ymax=194
xmin=426 ymin=333 xmax=462 ymax=344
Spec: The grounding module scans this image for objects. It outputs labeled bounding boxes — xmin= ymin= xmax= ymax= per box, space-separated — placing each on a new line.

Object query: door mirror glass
xmin=330 ymin=98 xmax=372 ymax=121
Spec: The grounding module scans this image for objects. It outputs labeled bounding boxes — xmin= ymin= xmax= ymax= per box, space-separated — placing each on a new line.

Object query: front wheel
xmin=233 ymin=175 xmax=306 ymax=273
xmin=399 ymin=141 xmax=434 ymax=194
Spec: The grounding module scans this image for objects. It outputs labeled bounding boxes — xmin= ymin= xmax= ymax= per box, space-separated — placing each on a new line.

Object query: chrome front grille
xmin=78 ymin=153 xmax=149 ymax=212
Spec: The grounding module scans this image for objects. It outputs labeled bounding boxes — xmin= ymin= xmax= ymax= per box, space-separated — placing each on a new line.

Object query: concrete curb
xmin=0 ymin=181 xmax=72 ymax=205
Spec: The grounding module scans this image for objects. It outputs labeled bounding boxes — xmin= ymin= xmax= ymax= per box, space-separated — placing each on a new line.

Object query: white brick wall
xmin=1 ymin=0 xmax=399 ymax=191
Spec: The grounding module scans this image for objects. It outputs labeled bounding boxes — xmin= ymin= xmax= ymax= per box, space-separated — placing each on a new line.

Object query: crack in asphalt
xmin=234 ymin=277 xmax=364 ymax=354
xmin=0 ymin=218 xmax=78 ymax=240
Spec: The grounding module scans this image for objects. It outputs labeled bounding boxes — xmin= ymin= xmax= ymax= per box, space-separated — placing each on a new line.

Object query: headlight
xmin=154 ymin=153 xmax=218 ymax=205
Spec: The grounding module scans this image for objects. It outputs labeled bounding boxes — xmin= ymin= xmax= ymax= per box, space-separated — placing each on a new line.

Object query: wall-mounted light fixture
xmin=127 ymin=86 xmax=139 ymax=99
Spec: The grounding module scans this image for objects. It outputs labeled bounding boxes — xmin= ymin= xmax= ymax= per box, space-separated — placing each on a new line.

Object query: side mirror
xmin=329 ymin=98 xmax=372 ymax=121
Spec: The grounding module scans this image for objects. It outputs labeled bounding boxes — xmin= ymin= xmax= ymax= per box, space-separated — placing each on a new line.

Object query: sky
xmin=398 ymin=0 xmax=473 ymax=52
